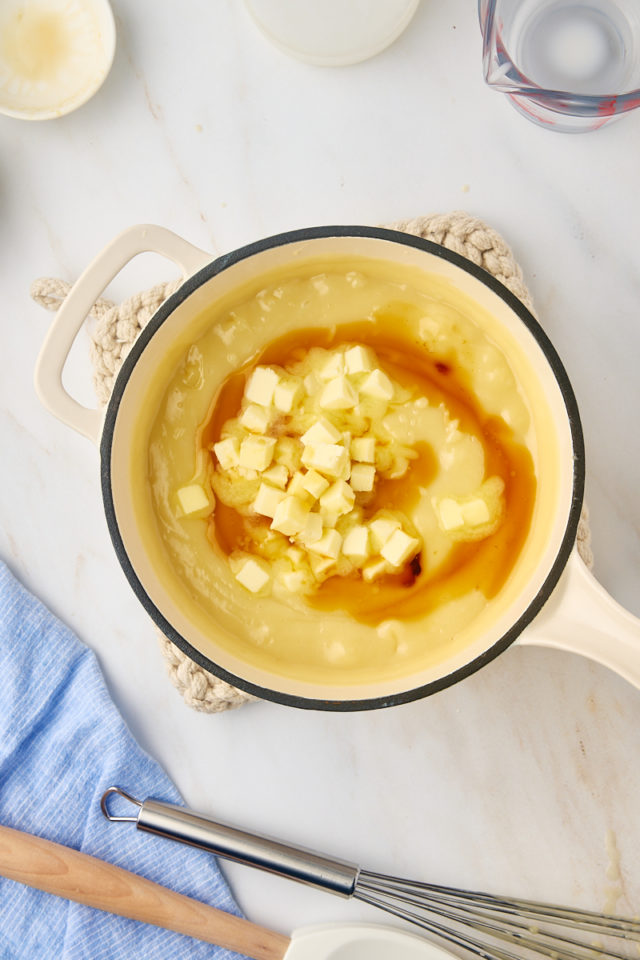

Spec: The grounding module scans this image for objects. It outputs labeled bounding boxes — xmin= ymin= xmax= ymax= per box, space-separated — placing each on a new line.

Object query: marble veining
xmin=0 ymin=0 xmax=639 ymax=946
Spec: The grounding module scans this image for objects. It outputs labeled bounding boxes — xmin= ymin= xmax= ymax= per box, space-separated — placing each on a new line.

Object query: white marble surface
xmin=1 ymin=0 xmax=640 ymax=950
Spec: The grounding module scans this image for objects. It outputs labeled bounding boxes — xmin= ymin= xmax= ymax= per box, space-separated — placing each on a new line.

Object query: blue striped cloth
xmin=0 ymin=561 xmax=247 ymax=960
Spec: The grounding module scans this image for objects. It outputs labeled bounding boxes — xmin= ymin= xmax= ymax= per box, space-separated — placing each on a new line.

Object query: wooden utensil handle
xmin=0 ymin=824 xmax=290 ymax=960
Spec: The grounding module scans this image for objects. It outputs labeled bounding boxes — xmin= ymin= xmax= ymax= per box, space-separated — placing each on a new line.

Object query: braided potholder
xmin=31 ymin=212 xmax=592 ymax=712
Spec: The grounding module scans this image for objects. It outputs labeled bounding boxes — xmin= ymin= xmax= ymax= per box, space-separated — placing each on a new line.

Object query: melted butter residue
xmin=1 ymin=8 xmax=72 ymax=82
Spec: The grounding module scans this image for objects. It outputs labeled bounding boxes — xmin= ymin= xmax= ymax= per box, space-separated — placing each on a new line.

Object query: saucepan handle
xmin=34 ymin=224 xmax=211 ymax=446
xmin=518 ymin=548 xmax=640 ymax=689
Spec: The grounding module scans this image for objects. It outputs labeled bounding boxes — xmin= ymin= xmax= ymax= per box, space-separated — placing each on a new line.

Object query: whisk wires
xmin=355 ymin=870 xmax=640 ymax=960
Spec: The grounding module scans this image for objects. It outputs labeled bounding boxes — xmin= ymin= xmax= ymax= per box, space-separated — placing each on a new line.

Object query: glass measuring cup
xmin=478 ymin=0 xmax=640 ymax=131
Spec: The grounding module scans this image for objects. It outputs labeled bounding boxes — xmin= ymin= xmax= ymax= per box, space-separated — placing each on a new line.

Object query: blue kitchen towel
xmin=0 ymin=561 xmax=248 ymax=960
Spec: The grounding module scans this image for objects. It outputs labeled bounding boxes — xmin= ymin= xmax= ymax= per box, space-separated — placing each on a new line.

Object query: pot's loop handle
xmin=34 ymin=224 xmax=211 ymax=446
xmin=518 ymin=548 xmax=640 ymax=689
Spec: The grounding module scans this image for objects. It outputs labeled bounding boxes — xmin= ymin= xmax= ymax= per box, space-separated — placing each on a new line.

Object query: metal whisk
xmin=102 ymin=787 xmax=640 ymax=960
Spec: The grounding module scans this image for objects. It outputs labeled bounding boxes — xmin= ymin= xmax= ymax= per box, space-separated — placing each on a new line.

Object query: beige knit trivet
xmin=31 ymin=212 xmax=593 ymax=713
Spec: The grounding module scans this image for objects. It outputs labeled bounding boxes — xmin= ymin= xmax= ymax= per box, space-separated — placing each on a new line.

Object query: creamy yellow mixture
xmin=140 ymin=258 xmax=539 ymax=685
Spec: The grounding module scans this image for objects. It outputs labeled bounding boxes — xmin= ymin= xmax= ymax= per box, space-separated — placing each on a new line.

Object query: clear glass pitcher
xmin=478 ymin=0 xmax=640 ymax=132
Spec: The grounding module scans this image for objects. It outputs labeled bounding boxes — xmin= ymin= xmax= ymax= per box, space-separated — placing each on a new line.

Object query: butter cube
xmin=436 ymin=498 xmax=465 ymax=531
xmin=462 ymin=498 xmax=491 ymax=526
xmin=308 ymin=529 xmax=342 ymax=559
xmin=317 ymin=352 xmax=344 ymax=381
xmin=253 ymin=483 xmax=286 ymax=519
xmin=286 ymin=545 xmax=306 ymax=564
xmin=279 ymin=569 xmax=308 ymax=593
xmin=273 ymin=377 xmax=302 ymax=413
xmin=342 ymin=525 xmax=371 ymax=562
xmin=301 ymin=469 xmax=330 ymax=499
xmin=213 ymin=437 xmax=240 ymax=470
xmin=319 ymin=509 xmax=340 ymax=530
xmin=303 ymin=373 xmax=320 ymax=396
xmin=239 ymin=436 xmax=276 ymax=471
xmin=351 ymin=436 xmax=376 ymax=463
xmin=274 ymin=437 xmax=302 ymax=472
xmin=235 ymin=557 xmax=271 ymax=594
xmin=271 ymin=496 xmax=310 ymax=536
xmin=301 ymin=417 xmax=342 ymax=446
xmin=319 ymin=376 xmax=358 ymax=411
xmin=301 ymin=443 xmax=349 ymax=478
xmin=381 ymin=529 xmax=420 ymax=568
xmin=299 ymin=512 xmax=323 ymax=545
xmin=345 ymin=345 xmax=375 ymax=375
xmin=369 ymin=516 xmax=402 ymax=551
xmin=362 ymin=557 xmax=390 ymax=582
xmin=176 ymin=483 xmax=211 ymax=516
xmin=245 ymin=367 xmax=279 ymax=407
xmin=287 ymin=471 xmax=312 ymax=499
xmin=319 ymin=480 xmax=355 ymax=517
xmin=262 ymin=464 xmax=288 ymax=488
xmin=240 ymin=403 xmax=271 ymax=434
xmin=360 ymin=369 xmax=394 ymax=401
xmin=309 ymin=554 xmax=336 ymax=580
xmin=350 ymin=463 xmax=376 ymax=492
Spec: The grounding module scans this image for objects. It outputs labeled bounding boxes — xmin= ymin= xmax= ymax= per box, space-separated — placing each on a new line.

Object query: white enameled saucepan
xmin=34 ymin=224 xmax=640 ymax=709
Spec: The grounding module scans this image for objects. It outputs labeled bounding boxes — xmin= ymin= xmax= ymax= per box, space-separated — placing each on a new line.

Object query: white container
xmin=0 ymin=0 xmax=116 ymax=120
xmin=243 ymin=0 xmax=420 ymax=66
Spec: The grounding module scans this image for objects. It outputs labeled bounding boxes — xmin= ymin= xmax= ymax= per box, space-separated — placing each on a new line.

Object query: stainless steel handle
xmin=101 ymin=787 xmax=359 ymax=898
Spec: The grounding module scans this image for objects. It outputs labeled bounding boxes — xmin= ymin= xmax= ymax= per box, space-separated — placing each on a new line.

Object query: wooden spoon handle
xmin=0 ymin=823 xmax=290 ymax=960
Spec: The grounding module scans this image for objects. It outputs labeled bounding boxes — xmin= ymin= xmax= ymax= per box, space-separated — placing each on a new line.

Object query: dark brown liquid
xmin=200 ymin=317 xmax=536 ymax=626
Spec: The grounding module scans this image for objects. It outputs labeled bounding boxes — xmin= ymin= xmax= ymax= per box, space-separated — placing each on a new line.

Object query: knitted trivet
xmin=31 ymin=212 xmax=593 ymax=712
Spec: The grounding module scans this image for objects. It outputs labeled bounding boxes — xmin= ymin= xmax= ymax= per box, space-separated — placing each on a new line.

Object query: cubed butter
xmin=319 ymin=376 xmax=358 ymax=411
xmin=381 ymin=529 xmax=420 ymax=567
xmin=176 ymin=483 xmax=211 ymax=515
xmin=244 ymin=367 xmax=280 ymax=407
xmin=213 ymin=437 xmax=240 ymax=470
xmin=349 ymin=463 xmax=375 ymax=492
xmin=344 ymin=345 xmax=375 ymax=375
xmin=308 ymin=528 xmax=342 ymax=559
xmin=273 ymin=377 xmax=302 ymax=413
xmin=301 ymin=417 xmax=342 ymax=446
xmin=359 ymin=369 xmax=394 ymax=401
xmin=436 ymin=498 xmax=465 ymax=531
xmin=301 ymin=443 xmax=349 ymax=478
xmin=299 ymin=512 xmax=323 ymax=545
xmin=316 ymin=352 xmax=344 ymax=381
xmin=462 ymin=498 xmax=491 ymax=526
xmin=301 ymin=469 xmax=330 ymax=499
xmin=319 ymin=480 xmax=355 ymax=517
xmin=240 ymin=403 xmax=271 ymax=434
xmin=239 ymin=436 xmax=276 ymax=471
xmin=287 ymin=471 xmax=313 ymax=500
xmin=342 ymin=525 xmax=370 ymax=562
xmin=253 ymin=483 xmax=286 ymax=519
xmin=362 ymin=557 xmax=390 ymax=582
xmin=234 ymin=557 xmax=270 ymax=594
xmin=351 ymin=436 xmax=376 ymax=462
xmin=309 ymin=554 xmax=336 ymax=580
xmin=303 ymin=372 xmax=319 ymax=396
xmin=262 ymin=464 xmax=288 ymax=488
xmin=279 ymin=569 xmax=308 ymax=593
xmin=369 ymin=516 xmax=402 ymax=551
xmin=274 ymin=437 xmax=302 ymax=471
xmin=271 ymin=496 xmax=311 ymax=536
